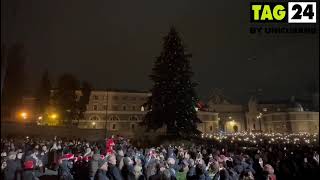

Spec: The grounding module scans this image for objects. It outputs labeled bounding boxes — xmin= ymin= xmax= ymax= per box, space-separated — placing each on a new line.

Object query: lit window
xmin=263 ymin=108 xmax=267 ymax=112
xmin=141 ymin=106 xmax=145 ymax=112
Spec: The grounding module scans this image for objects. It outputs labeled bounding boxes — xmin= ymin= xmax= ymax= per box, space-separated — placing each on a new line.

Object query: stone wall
xmin=1 ymin=122 xmax=107 ymax=141
xmin=0 ymin=122 xmax=164 ymax=142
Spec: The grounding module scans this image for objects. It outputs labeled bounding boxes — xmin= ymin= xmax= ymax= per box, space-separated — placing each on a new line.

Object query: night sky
xmin=1 ymin=0 xmax=319 ymax=103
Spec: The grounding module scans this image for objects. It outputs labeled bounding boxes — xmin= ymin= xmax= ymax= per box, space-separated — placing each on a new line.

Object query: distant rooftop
xmin=50 ymin=88 xmax=150 ymax=94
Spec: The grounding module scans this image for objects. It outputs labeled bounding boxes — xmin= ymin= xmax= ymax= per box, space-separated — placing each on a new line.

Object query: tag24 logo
xmin=250 ymin=2 xmax=317 ymax=23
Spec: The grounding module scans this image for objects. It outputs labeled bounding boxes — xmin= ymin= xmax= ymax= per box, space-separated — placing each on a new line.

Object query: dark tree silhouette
xmin=77 ymin=81 xmax=92 ymax=123
xmin=1 ymin=43 xmax=26 ymax=117
xmin=143 ymin=27 xmax=201 ymax=136
xmin=36 ymin=70 xmax=51 ymax=114
xmin=56 ymin=73 xmax=79 ymax=125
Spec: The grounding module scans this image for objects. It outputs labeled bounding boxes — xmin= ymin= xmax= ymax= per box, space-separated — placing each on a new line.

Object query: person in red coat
xmin=106 ymin=135 xmax=115 ymax=155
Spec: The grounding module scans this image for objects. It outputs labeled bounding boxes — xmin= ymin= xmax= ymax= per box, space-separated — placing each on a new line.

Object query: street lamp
xmin=50 ymin=113 xmax=57 ymax=119
xmin=256 ymin=113 xmax=263 ymax=132
xmin=20 ymin=112 xmax=27 ymax=119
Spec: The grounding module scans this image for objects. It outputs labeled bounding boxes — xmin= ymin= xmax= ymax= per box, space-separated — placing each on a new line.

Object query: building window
xmin=113 ymin=96 xmax=118 ymax=100
xmin=131 ymin=124 xmax=135 ymax=130
xmin=122 ymin=96 xmax=128 ymax=100
xmin=141 ymin=106 xmax=145 ymax=112
xmin=132 ymin=106 xmax=136 ymax=111
xmin=131 ymin=97 xmax=136 ymax=100
xmin=89 ymin=116 xmax=100 ymax=121
xmin=210 ymin=126 xmax=213 ymax=131
xmin=263 ymin=108 xmax=267 ymax=112
xmin=112 ymin=124 xmax=116 ymax=130
xmin=93 ymin=105 xmax=98 ymax=111
xmin=253 ymin=123 xmax=256 ymax=130
xmin=122 ymin=105 xmax=126 ymax=111
xmin=129 ymin=116 xmax=138 ymax=121
xmin=103 ymin=105 xmax=107 ymax=110
xmin=109 ymin=115 xmax=120 ymax=121
xmin=93 ymin=95 xmax=98 ymax=100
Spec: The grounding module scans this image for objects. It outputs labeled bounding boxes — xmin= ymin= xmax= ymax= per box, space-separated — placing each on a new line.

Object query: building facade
xmin=246 ymin=96 xmax=319 ymax=133
xmin=16 ymin=89 xmax=319 ymax=135
xmin=262 ymin=112 xmax=319 ymax=133
xmin=76 ymin=90 xmax=218 ymax=136
xmin=206 ymin=90 xmax=246 ymax=133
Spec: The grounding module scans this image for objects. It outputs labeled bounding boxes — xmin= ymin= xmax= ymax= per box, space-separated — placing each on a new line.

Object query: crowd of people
xmin=1 ymin=133 xmax=319 ymax=180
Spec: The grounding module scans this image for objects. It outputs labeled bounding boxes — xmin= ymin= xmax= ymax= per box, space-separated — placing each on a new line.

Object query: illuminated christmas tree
xmin=143 ymin=27 xmax=201 ymax=136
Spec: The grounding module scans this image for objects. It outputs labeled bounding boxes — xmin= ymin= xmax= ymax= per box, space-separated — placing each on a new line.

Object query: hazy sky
xmin=2 ymin=0 xmax=319 ymax=103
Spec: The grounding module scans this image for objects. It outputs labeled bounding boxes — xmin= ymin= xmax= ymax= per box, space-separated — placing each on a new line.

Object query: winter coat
xmin=21 ymin=170 xmax=38 ymax=180
xmin=89 ymin=154 xmax=100 ymax=177
xmin=3 ymin=159 xmax=18 ymax=180
xmin=15 ymin=159 xmax=23 ymax=180
xmin=186 ymin=167 xmax=196 ymax=180
xmin=176 ymin=171 xmax=187 ymax=180
xmin=148 ymin=173 xmax=162 ymax=180
xmin=116 ymin=155 xmax=124 ymax=170
xmin=39 ymin=152 xmax=49 ymax=167
xmin=107 ymin=164 xmax=123 ymax=180
xmin=121 ymin=165 xmax=135 ymax=180
xmin=58 ymin=160 xmax=74 ymax=180
xmin=94 ymin=169 xmax=109 ymax=180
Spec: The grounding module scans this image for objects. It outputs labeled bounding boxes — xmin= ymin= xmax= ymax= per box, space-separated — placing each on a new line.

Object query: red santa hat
xmin=63 ymin=153 xmax=74 ymax=160
xmin=83 ymin=156 xmax=92 ymax=162
xmin=76 ymin=156 xmax=83 ymax=162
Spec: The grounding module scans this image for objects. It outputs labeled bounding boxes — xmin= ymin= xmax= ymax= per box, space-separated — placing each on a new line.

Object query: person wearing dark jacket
xmin=90 ymin=154 xmax=101 ymax=180
xmin=107 ymin=155 xmax=123 ymax=180
xmin=186 ymin=159 xmax=196 ymax=180
xmin=189 ymin=164 xmax=211 ymax=180
xmin=58 ymin=154 xmax=74 ymax=180
xmin=15 ymin=152 xmax=24 ymax=180
xmin=3 ymin=151 xmax=18 ymax=180
xmin=121 ymin=157 xmax=135 ymax=180
xmin=94 ymin=159 xmax=109 ymax=180
xmin=22 ymin=160 xmax=38 ymax=180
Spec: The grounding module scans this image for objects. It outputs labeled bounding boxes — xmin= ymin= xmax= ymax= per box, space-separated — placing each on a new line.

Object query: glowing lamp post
xmin=20 ymin=112 xmax=27 ymax=119
xmin=48 ymin=113 xmax=58 ymax=125
xmin=50 ymin=114 xmax=57 ymax=119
